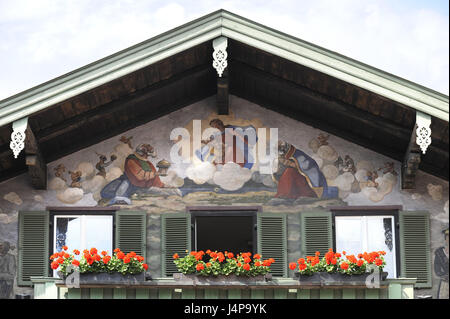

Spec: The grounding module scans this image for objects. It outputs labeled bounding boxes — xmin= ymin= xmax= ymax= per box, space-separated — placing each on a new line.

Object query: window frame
xmin=330 ymin=206 xmax=401 ymax=278
xmin=48 ymin=207 xmax=118 ymax=276
xmin=187 ymin=206 xmax=261 ymax=256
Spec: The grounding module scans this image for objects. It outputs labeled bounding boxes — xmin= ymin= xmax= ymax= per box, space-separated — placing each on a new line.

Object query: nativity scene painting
xmin=46 ymin=104 xmax=399 ymax=210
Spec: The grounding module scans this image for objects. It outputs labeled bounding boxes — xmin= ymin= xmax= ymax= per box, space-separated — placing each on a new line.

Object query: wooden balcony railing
xmin=31 ymin=276 xmax=416 ymax=299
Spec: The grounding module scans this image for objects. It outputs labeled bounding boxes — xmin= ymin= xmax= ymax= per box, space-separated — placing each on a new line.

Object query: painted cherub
xmin=54 ymin=164 xmax=66 ymax=182
xmin=366 ymin=171 xmax=379 ymax=188
xmin=68 ymin=170 xmax=82 ymax=188
xmin=379 ymin=162 xmax=397 ymax=176
xmin=120 ymin=136 xmax=133 ymax=149
xmin=317 ymin=133 xmax=330 ymax=146
xmin=343 ymin=155 xmax=356 ymax=174
xmin=95 ymin=152 xmax=117 ymax=178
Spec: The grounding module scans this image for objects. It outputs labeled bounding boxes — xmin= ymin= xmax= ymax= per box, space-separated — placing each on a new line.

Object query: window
xmin=51 ymin=211 xmax=114 ymax=276
xmin=161 ymin=208 xmax=288 ymax=277
xmin=335 ymin=215 xmax=397 ymax=278
xmin=53 ymin=215 xmax=113 ymax=255
xmin=17 ymin=209 xmax=147 ymax=286
xmin=191 ymin=210 xmax=256 ymax=255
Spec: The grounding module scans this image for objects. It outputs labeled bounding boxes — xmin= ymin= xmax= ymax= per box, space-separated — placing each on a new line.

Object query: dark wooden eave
xmin=0 ymin=39 xmax=448 ymax=186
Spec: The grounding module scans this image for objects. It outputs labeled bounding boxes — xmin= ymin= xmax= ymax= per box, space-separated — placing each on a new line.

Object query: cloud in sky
xmin=0 ymin=0 xmax=448 ymax=100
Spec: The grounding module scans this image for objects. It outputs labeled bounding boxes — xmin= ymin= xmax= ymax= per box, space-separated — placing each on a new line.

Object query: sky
xmin=0 ymin=0 xmax=448 ymax=101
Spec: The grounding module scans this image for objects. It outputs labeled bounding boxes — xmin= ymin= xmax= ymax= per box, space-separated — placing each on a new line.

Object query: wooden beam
xmin=230 ymin=60 xmax=411 ymax=161
xmin=217 ymin=69 xmax=229 ymax=115
xmin=36 ymin=65 xmax=215 ymax=164
xmin=401 ymin=124 xmax=422 ymax=189
xmin=24 ymin=125 xmax=47 ymax=189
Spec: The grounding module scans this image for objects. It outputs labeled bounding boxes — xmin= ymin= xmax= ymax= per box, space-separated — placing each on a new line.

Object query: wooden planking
xmin=61 ymin=286 xmax=402 ymax=299
xmin=228 ymin=289 xmax=241 ymax=299
xmin=319 ymin=289 xmax=334 ymax=299
xmin=297 ymin=289 xmax=310 ymax=299
xmin=342 ymin=288 xmax=356 ymax=299
xmin=113 ymin=288 xmax=126 ymax=299
xmin=251 ymin=289 xmax=265 ymax=299
xmin=136 ymin=288 xmax=150 ymax=299
xmin=182 ymin=288 xmax=195 ymax=299
xmin=365 ymin=289 xmax=380 ymax=299
xmin=37 ymin=66 xmax=215 ymax=165
xmin=230 ymin=39 xmax=418 ymax=129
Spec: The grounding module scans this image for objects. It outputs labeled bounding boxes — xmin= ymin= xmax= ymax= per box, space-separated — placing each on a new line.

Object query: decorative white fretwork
xmin=416 ymin=112 xmax=432 ymax=154
xmin=10 ymin=117 xmax=28 ymax=158
xmin=212 ymin=37 xmax=228 ymax=77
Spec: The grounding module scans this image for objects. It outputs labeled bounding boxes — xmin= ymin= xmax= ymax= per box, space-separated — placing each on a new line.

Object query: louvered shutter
xmin=257 ymin=213 xmax=287 ymax=277
xmin=18 ymin=211 xmax=49 ymax=286
xmin=300 ymin=211 xmax=333 ymax=258
xmin=115 ymin=211 xmax=147 ymax=259
xmin=399 ymin=210 xmax=431 ymax=288
xmin=161 ymin=213 xmax=191 ymax=277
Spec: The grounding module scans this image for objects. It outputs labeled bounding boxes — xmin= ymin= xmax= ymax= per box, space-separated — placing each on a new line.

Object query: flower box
xmin=61 ymin=271 xmax=147 ymax=285
xmin=173 ymin=273 xmax=272 ymax=284
xmin=172 ymin=250 xmax=275 ymax=278
xmin=295 ymin=271 xmax=388 ymax=285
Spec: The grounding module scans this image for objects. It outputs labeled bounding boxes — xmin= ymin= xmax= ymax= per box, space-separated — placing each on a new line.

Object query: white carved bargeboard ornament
xmin=212 ymin=37 xmax=228 ymax=77
xmin=416 ymin=112 xmax=432 ymax=154
xmin=10 ymin=117 xmax=28 ymax=158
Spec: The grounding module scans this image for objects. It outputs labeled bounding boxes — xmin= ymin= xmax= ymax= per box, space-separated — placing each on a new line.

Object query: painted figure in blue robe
xmin=274 ymin=140 xmax=338 ymax=199
xmin=196 ymin=119 xmax=257 ymax=169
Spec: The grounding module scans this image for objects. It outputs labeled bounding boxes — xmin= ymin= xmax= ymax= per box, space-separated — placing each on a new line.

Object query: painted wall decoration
xmin=40 ymin=96 xmax=402 ymax=210
xmin=434 ymin=227 xmax=449 ymax=299
xmin=0 ymin=95 xmax=448 ymax=298
xmin=0 ymin=241 xmax=16 ymax=299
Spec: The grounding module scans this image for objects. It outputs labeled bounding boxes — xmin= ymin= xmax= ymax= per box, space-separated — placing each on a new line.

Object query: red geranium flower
xmin=142 ymin=263 xmax=148 ymax=270
xmin=173 ymin=253 xmax=179 ymax=260
xmin=196 ymin=263 xmax=204 ymax=271
xmin=340 ymin=262 xmax=349 ymax=270
xmin=375 ymin=258 xmax=383 ymax=266
xmin=289 ymin=262 xmax=297 ymax=270
xmin=243 ymin=263 xmax=251 ymax=271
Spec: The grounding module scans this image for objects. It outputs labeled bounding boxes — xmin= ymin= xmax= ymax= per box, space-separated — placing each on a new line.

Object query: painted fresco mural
xmin=0 ymin=95 xmax=448 ymax=298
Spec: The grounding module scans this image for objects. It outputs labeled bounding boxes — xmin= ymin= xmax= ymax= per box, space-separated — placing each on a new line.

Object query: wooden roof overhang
xmin=0 ymin=10 xmax=448 ymax=188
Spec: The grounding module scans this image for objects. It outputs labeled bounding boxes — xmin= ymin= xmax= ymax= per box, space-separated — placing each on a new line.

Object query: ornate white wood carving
xmin=416 ymin=112 xmax=431 ymax=154
xmin=212 ymin=37 xmax=228 ymax=77
xmin=10 ymin=117 xmax=28 ymax=158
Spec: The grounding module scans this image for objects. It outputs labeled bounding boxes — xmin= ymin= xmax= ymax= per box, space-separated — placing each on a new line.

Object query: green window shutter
xmin=18 ymin=211 xmax=49 ymax=286
xmin=399 ymin=210 xmax=431 ymax=288
xmin=300 ymin=211 xmax=333 ymax=258
xmin=115 ymin=211 xmax=147 ymax=259
xmin=257 ymin=213 xmax=287 ymax=277
xmin=161 ymin=213 xmax=191 ymax=277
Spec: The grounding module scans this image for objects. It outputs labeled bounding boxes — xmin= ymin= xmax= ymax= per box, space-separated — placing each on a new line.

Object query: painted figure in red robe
xmin=197 ymin=119 xmax=256 ymax=169
xmin=100 ymin=143 xmax=165 ymax=205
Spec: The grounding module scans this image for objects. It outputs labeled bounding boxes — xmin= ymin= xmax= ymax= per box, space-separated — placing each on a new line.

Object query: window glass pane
xmin=366 ymin=216 xmax=396 ymax=278
xmin=335 ymin=217 xmax=363 ymax=256
xmin=55 ymin=217 xmax=81 ymax=252
xmin=84 ymin=216 xmax=113 ymax=254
